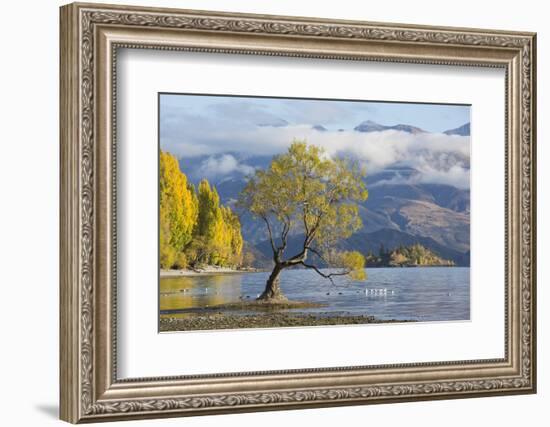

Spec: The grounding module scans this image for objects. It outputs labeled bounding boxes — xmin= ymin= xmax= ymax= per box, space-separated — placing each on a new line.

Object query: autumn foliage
xmin=159 ymin=151 xmax=243 ymax=269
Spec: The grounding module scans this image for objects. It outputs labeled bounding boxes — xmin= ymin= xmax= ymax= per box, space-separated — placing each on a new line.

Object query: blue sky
xmin=160 ymin=93 xmax=469 ymax=136
xmin=160 ymin=93 xmax=471 ymax=188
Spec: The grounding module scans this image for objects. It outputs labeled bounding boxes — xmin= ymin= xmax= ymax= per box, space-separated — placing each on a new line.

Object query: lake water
xmin=160 ymin=267 xmax=470 ymax=322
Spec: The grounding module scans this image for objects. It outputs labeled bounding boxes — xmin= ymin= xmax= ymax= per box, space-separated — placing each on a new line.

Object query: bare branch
xmin=307 ymin=246 xmax=329 ymax=265
xmin=300 ymin=261 xmax=350 ymax=286
xmin=261 ymin=215 xmax=277 ymax=259
xmin=304 ymin=189 xmax=341 ymax=247
xmin=280 ymin=214 xmax=291 ymax=252
xmin=281 ymin=247 xmax=308 ymax=266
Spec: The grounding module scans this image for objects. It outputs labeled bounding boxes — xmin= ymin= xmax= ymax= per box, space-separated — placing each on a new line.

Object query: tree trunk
xmin=257 ymin=263 xmax=287 ymax=301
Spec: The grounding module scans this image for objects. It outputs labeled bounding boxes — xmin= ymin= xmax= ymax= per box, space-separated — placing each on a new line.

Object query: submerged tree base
xmin=256 ymin=292 xmax=288 ymax=303
xmin=160 ymin=312 xmax=415 ymax=332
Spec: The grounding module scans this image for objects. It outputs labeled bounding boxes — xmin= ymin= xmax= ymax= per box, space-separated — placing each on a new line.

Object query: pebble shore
xmin=160 ymin=312 xmax=412 ymax=331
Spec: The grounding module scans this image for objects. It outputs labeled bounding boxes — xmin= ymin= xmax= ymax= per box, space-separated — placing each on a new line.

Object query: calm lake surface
xmin=160 ymin=267 xmax=470 ymax=322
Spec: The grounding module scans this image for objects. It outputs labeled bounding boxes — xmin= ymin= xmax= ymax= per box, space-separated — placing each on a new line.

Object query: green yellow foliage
xmin=159 ymin=243 xmax=177 ymax=270
xmin=365 ymin=243 xmax=454 ymax=267
xmin=240 ymin=141 xmax=368 ymax=248
xmin=239 ymin=140 xmax=368 ymax=293
xmin=160 ymin=151 xmax=198 ymax=252
xmin=340 ymin=251 xmax=367 ymax=280
xmin=159 ymin=151 xmax=243 ymax=269
xmin=173 ymin=252 xmax=189 ymax=270
xmin=195 ymin=180 xmax=243 ymax=266
xmin=390 ymin=243 xmax=454 ymax=266
xmin=222 ymin=206 xmax=244 ymax=266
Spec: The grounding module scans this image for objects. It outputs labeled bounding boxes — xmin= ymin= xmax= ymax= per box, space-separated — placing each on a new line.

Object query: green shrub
xmin=160 ymin=245 xmax=177 ymax=269
xmin=173 ymin=252 xmax=188 ymax=270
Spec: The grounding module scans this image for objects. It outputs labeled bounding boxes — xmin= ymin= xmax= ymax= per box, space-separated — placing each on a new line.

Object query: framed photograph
xmin=60 ymin=2 xmax=537 ymax=423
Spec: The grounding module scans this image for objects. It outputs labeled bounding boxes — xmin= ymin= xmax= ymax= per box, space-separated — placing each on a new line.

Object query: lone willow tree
xmin=239 ymin=140 xmax=369 ymax=301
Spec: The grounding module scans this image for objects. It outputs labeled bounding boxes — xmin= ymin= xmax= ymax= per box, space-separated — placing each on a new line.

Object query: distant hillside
xmin=365 ymin=243 xmax=455 ymax=267
xmin=241 ymin=241 xmax=272 ymax=269
xmin=354 ymin=120 xmax=426 ymax=134
xmin=204 ymin=167 xmax=471 ymax=255
xmin=188 ymin=165 xmax=471 ymax=265
xmin=254 ymin=228 xmax=470 ymax=267
xmin=444 ymin=122 xmax=470 ymax=136
xmin=340 ymin=229 xmax=469 ymax=266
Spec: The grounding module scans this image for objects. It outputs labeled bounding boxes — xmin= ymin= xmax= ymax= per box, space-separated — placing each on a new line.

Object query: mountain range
xmin=444 ymin=122 xmax=470 ymax=136
xmin=354 ymin=119 xmax=427 ymax=134
xmin=178 ymin=120 xmax=471 ymax=266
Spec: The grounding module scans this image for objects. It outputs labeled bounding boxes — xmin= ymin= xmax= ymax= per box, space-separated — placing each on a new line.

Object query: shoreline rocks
xmin=160 ymin=312 xmax=414 ymax=332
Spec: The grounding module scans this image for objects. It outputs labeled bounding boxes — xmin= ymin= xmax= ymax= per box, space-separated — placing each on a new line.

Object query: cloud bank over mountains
xmin=160 ymin=95 xmax=470 ymax=189
xmin=162 ymin=120 xmax=471 ymax=189
xmin=193 ymin=154 xmax=256 ymax=181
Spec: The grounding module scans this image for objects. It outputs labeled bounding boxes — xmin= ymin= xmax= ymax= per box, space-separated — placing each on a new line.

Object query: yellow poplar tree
xmin=222 ymin=206 xmax=244 ymax=266
xmin=159 ymin=151 xmax=198 ymax=268
xmin=196 ymin=179 xmax=243 ymax=266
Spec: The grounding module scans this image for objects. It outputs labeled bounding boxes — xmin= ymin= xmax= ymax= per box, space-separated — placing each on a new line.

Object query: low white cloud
xmin=196 ymin=154 xmax=255 ymax=180
xmin=417 ymin=164 xmax=470 ymax=188
xmin=162 ymin=119 xmax=470 ymax=189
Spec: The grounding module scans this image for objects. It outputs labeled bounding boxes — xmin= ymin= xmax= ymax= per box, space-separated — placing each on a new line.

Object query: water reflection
xmin=160 ymin=267 xmax=470 ymax=322
xmin=160 ymin=274 xmax=243 ymax=315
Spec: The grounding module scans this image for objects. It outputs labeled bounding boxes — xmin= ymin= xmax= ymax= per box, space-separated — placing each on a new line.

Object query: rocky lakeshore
xmin=160 ymin=310 xmax=414 ymax=332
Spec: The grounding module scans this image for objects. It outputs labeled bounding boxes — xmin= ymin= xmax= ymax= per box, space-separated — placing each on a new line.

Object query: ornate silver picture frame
xmin=60 ymin=2 xmax=536 ymax=423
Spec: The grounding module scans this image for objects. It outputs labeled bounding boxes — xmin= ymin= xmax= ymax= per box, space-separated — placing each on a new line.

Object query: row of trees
xmin=160 ymin=151 xmax=243 ymax=269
